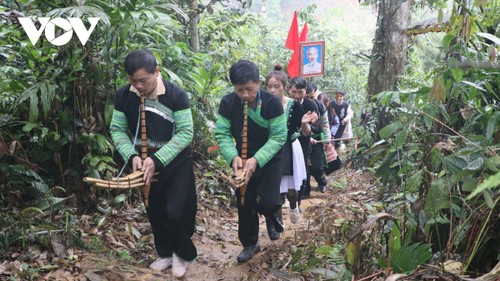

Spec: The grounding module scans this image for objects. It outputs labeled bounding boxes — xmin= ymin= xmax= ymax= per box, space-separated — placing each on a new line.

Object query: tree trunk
xmin=188 ymin=0 xmax=200 ymax=52
xmin=367 ymin=0 xmax=412 ymax=98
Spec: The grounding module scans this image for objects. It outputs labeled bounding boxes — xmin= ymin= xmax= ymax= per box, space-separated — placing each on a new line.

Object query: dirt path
xmin=71 ymin=192 xmax=329 ymax=281
xmin=2 ymin=168 xmax=376 ymax=281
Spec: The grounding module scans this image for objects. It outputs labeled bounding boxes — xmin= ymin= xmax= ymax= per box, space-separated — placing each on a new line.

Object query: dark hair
xmin=229 ymin=60 xmax=260 ymax=85
xmin=318 ymin=93 xmax=337 ymax=124
xmin=265 ymin=63 xmax=287 ymax=88
xmin=289 ymin=76 xmax=307 ymax=90
xmin=335 ymin=90 xmax=346 ymax=96
xmin=306 ymin=82 xmax=317 ymax=94
xmin=124 ymin=49 xmax=157 ymax=75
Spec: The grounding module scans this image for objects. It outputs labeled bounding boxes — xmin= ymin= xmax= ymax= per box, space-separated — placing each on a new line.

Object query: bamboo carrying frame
xmin=84 ymin=97 xmax=154 ymax=207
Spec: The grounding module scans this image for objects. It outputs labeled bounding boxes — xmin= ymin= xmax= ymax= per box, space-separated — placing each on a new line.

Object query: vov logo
xmin=19 ymin=17 xmax=100 ymax=46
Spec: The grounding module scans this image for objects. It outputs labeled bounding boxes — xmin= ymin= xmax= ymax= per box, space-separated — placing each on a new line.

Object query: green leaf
xmin=466 ymin=157 xmax=484 ymax=171
xmin=482 ymin=191 xmax=494 ymax=209
xmin=290 ymin=249 xmax=303 ymax=265
xmin=113 ymin=194 xmax=127 ymax=205
xmin=451 ymin=68 xmax=463 ymax=83
xmin=424 ymin=179 xmax=449 ymax=218
xmin=21 ymin=207 xmax=44 ymax=218
xmin=394 ymin=126 xmax=409 ymax=148
xmin=486 ymin=116 xmax=496 ymax=142
xmin=345 ymin=242 xmax=356 ymax=265
xmin=443 ymin=155 xmax=468 ymax=173
xmin=388 ymin=225 xmax=401 ymax=258
xmin=484 ymin=156 xmax=500 ymax=172
xmin=467 ymin=170 xmax=500 ymax=199
xmin=379 ymin=121 xmax=403 ymax=140
xmin=22 ymin=122 xmax=40 ymax=132
xmin=307 ymin=257 xmax=321 ymax=267
xmin=37 ymin=196 xmax=73 ymax=212
xmin=462 ymin=179 xmax=477 ymax=192
xmin=315 ymin=245 xmax=335 ymax=255
xmin=390 ymin=243 xmax=432 ymax=273
xmin=477 ymin=32 xmax=500 ymax=45
xmin=308 ymin=268 xmax=339 ymax=279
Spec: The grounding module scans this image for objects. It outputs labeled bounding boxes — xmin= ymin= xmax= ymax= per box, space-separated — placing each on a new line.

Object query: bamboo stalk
xmin=84 ymin=177 xmax=144 ymax=185
xmin=92 ymin=180 xmax=157 ymax=189
xmin=111 ymin=170 xmax=144 ymax=181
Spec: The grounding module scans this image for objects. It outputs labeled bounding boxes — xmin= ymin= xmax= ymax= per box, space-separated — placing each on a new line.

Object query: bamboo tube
xmin=140 ymin=96 xmax=151 ymax=207
xmin=238 ymin=102 xmax=248 ymax=206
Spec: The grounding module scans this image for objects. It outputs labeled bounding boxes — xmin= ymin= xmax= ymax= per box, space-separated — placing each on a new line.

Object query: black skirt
xmin=281 ymin=141 xmax=293 ymax=175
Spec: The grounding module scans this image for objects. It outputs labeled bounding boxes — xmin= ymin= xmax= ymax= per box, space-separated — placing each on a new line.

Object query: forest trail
xmin=3 ymin=167 xmax=378 ymax=281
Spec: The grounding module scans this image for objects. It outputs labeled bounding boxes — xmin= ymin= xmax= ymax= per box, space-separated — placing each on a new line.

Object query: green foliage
xmin=390 ymin=243 xmax=433 ymax=273
xmin=366 ymin=0 xmax=500 ymax=275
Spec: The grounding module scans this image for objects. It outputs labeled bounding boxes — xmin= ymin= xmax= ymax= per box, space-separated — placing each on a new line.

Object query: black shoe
xmin=269 ymin=214 xmax=284 ymax=233
xmin=237 ymin=243 xmax=261 ymax=262
xmin=319 ymin=185 xmax=327 ymax=193
xmin=265 ymin=217 xmax=280 ymax=240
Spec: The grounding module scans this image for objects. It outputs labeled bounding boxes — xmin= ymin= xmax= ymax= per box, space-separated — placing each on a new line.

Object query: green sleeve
xmin=320 ymin=111 xmax=330 ymax=141
xmin=110 ymin=109 xmax=138 ymax=163
xmin=151 ymin=108 xmax=193 ymax=166
xmin=253 ymin=113 xmax=287 ymax=167
xmin=214 ymin=115 xmax=239 ymax=165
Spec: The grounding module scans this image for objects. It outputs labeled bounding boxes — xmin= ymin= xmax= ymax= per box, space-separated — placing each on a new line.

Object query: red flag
xmin=285 ymin=11 xmax=298 ymax=50
xmin=286 ymin=13 xmax=309 ymax=78
xmin=299 ymin=23 xmax=308 ymax=42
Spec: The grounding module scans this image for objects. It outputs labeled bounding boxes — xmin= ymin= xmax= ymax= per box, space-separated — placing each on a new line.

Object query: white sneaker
xmin=290 ymin=207 xmax=300 ymax=224
xmin=149 ymin=257 xmax=172 ymax=271
xmin=172 ymin=253 xmax=188 ymax=278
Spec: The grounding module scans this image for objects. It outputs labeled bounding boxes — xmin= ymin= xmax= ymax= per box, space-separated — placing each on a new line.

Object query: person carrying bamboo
xmin=109 ymin=49 xmax=197 ymax=279
xmin=214 ymin=60 xmax=287 ymax=262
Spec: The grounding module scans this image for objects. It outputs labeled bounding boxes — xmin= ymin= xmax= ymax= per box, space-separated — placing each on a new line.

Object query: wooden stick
xmin=315 ymin=136 xmax=358 ymax=143
xmin=140 ymin=96 xmax=151 ymax=207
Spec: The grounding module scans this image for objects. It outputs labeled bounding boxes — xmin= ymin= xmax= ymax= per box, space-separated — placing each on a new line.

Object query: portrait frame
xmin=299 ymin=41 xmax=325 ymax=77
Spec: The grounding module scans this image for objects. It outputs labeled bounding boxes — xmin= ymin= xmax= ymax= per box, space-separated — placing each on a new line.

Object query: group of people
xmin=109 ymin=49 xmax=353 ymax=278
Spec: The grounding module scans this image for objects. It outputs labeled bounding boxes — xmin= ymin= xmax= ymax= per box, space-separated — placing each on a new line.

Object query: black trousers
xmin=146 ymin=149 xmax=197 ymax=261
xmin=299 ymin=143 xmax=327 ymax=200
xmin=236 ymin=159 xmax=282 ymax=247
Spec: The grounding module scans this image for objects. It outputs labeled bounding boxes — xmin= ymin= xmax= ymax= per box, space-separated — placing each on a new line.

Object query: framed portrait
xmin=299 ymin=41 xmax=325 ymax=77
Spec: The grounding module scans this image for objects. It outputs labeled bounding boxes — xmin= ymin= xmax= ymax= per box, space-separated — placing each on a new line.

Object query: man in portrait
xmin=303 ymin=46 xmax=322 ymax=75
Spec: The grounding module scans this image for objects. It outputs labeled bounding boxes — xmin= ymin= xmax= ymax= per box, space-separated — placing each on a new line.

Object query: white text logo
xmin=19 ymin=17 xmax=100 ymax=46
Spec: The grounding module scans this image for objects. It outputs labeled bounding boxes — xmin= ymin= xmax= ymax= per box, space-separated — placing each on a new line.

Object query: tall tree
xmin=367 ymin=0 xmax=413 ymax=98
xmin=188 ymin=0 xmax=200 ymax=52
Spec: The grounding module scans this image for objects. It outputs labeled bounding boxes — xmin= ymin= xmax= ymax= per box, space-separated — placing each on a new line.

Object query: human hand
xmin=302 ymin=111 xmax=317 ymax=124
xmin=324 ymin=143 xmax=329 ymax=151
xmin=141 ymin=157 xmax=156 ymax=185
xmin=132 ymin=156 xmax=143 ymax=172
xmin=342 ymin=119 xmax=348 ymax=125
xmin=311 ymin=138 xmax=317 ymax=145
xmin=243 ymin=158 xmax=258 ymax=184
xmin=232 ymin=156 xmax=243 ymax=174
xmin=311 ymin=112 xmax=319 ymax=125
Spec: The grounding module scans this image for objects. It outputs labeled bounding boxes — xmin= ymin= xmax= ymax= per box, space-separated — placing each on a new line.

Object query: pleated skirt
xmin=280 ymin=139 xmax=307 ymax=193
